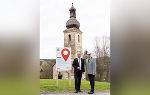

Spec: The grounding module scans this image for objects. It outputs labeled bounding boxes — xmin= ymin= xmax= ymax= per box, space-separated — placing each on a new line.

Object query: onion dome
xmin=66 ymin=3 xmax=80 ymax=29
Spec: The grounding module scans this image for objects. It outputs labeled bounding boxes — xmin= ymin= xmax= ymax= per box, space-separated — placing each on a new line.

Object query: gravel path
xmin=40 ymin=91 xmax=110 ymax=95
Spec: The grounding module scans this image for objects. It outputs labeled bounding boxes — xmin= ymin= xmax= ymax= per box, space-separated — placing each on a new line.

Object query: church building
xmin=64 ymin=3 xmax=83 ymax=63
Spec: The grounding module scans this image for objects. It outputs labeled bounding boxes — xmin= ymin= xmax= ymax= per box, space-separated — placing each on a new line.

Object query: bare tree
xmin=93 ymin=36 xmax=110 ymax=82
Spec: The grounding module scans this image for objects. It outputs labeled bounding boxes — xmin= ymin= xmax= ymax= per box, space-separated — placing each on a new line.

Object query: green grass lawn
xmin=40 ymin=79 xmax=110 ymax=93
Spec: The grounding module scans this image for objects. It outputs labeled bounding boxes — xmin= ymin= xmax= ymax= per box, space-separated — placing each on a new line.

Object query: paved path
xmin=40 ymin=91 xmax=110 ymax=95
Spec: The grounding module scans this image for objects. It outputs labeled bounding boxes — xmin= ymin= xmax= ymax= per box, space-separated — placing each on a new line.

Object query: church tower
xmin=64 ymin=3 xmax=83 ymax=63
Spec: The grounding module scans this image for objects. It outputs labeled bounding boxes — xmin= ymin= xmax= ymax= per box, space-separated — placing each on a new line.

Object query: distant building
xmin=40 ymin=59 xmax=55 ymax=79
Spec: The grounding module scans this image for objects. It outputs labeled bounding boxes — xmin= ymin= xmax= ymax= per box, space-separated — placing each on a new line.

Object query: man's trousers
xmin=88 ymin=74 xmax=95 ymax=92
xmin=74 ymin=71 xmax=82 ymax=91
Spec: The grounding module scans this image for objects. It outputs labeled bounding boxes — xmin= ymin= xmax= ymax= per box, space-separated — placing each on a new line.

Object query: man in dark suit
xmin=72 ymin=53 xmax=85 ymax=93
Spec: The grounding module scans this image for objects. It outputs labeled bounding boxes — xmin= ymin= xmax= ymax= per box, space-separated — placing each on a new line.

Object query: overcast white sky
xmin=40 ymin=0 xmax=110 ymax=59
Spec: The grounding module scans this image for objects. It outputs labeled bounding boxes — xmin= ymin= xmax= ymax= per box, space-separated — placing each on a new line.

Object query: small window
xmin=68 ymin=34 xmax=71 ymax=41
xmin=78 ymin=35 xmax=80 ymax=42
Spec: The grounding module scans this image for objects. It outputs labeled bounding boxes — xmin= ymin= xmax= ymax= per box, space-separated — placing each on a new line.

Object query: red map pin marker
xmin=61 ymin=48 xmax=70 ymax=61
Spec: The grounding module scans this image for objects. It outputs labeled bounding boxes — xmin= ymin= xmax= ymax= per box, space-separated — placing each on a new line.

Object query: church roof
xmin=66 ymin=17 xmax=80 ymax=29
xmin=66 ymin=3 xmax=80 ymax=29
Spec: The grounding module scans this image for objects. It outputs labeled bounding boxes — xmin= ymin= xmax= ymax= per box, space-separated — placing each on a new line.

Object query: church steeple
xmin=66 ymin=3 xmax=80 ymax=29
xmin=63 ymin=2 xmax=83 ymax=80
xmin=69 ymin=3 xmax=76 ymax=18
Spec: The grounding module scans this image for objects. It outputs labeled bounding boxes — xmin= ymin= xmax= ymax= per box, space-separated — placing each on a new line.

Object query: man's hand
xmin=82 ymin=72 xmax=84 ymax=74
xmin=92 ymin=73 xmax=95 ymax=75
xmin=77 ymin=67 xmax=80 ymax=70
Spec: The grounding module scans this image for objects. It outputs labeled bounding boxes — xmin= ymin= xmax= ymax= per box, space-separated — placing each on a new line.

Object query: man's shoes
xmin=88 ymin=91 xmax=94 ymax=94
xmin=78 ymin=90 xmax=83 ymax=92
xmin=74 ymin=90 xmax=78 ymax=93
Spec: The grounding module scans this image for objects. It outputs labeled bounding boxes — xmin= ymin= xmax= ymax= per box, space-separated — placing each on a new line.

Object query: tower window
xmin=68 ymin=34 xmax=71 ymax=42
xmin=78 ymin=35 xmax=80 ymax=42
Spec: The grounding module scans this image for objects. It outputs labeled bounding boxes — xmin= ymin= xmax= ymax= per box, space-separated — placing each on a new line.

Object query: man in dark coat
xmin=72 ymin=53 xmax=85 ymax=93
